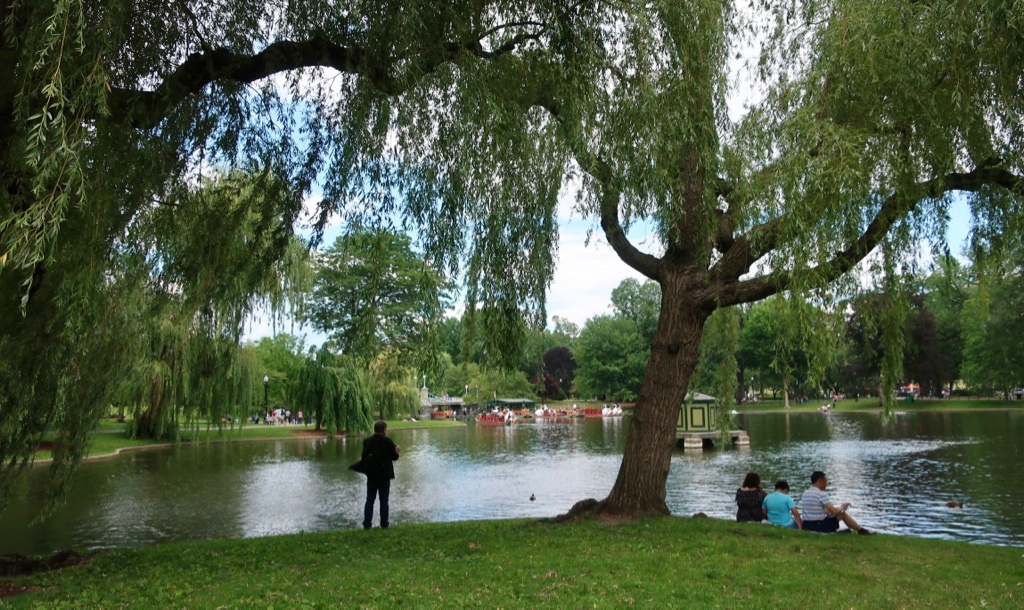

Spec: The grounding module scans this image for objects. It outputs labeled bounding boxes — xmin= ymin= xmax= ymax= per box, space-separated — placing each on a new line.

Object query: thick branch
xmin=709 ymin=165 xmax=1024 ymax=308
xmin=710 ymin=216 xmax=783 ymax=283
xmin=107 ymin=31 xmax=540 ymax=130
xmin=518 ymin=83 xmax=662 ymax=280
xmin=588 ymin=153 xmax=663 ymax=280
xmin=556 ymin=128 xmax=661 ymax=279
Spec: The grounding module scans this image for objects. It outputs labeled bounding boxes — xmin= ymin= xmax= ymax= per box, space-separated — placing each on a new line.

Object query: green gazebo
xmin=675 ymin=393 xmax=750 ymax=451
xmin=677 ymin=392 xmax=719 ymax=431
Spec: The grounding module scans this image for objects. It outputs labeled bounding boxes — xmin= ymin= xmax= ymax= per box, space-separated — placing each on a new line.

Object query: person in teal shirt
xmin=762 ymin=480 xmax=802 ymax=529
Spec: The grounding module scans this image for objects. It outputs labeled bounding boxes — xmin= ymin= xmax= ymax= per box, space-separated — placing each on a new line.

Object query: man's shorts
xmin=802 ymin=517 xmax=840 ymax=533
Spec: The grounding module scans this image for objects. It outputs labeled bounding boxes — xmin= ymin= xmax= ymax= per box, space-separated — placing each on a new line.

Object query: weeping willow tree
xmin=116 ymin=317 xmax=265 ymax=440
xmin=3 ymin=0 xmax=1024 ymax=520
xmin=292 ymin=347 xmax=375 ymax=436
xmin=109 ymin=170 xmax=312 ymax=440
xmin=368 ymin=347 xmax=422 ymax=420
xmin=0 ymin=159 xmax=309 ymax=514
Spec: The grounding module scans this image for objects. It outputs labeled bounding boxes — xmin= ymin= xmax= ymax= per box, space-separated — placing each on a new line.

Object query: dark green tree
xmin=542 ymin=346 xmax=578 ymax=399
xmin=610 ymin=279 xmax=662 ymax=343
xmin=574 ymin=315 xmax=648 ymax=400
xmin=305 ymin=228 xmax=449 ymax=365
xmin=292 ymin=348 xmax=374 ymax=436
xmin=923 ymin=256 xmax=970 ymax=395
xmin=960 ymin=253 xmax=1024 ymax=397
xmin=738 ymin=297 xmax=840 ymax=406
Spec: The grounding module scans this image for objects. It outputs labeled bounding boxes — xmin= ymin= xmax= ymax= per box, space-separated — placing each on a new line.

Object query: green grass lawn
xmin=3 ymin=517 xmax=1021 ymax=608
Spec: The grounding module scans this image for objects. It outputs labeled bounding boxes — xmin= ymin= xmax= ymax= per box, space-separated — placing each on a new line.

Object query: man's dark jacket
xmin=361 ymin=434 xmax=399 ymax=479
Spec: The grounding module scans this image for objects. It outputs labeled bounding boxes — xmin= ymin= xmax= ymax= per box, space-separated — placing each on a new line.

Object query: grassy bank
xmin=35 ymin=419 xmax=464 ymax=462
xmin=3 ymin=517 xmax=1021 ymax=608
xmin=734 ymin=397 xmax=1024 ymax=413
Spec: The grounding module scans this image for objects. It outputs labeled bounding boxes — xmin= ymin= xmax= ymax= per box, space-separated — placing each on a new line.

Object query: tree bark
xmin=580 ymin=272 xmax=713 ymax=517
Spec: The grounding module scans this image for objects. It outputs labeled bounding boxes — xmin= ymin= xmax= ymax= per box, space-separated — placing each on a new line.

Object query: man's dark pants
xmin=364 ymin=477 xmax=391 ymax=529
xmin=803 ymin=516 xmax=840 ymax=533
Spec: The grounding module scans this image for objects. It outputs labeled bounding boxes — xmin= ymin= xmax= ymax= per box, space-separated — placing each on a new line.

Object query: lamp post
xmin=559 ymin=377 xmax=564 ymax=400
xmin=422 ymin=374 xmax=427 ymax=390
xmin=263 ymin=375 xmax=269 ymax=412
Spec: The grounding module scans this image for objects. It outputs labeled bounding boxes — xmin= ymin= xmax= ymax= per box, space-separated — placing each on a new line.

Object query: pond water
xmin=2 ymin=410 xmax=1022 ymax=554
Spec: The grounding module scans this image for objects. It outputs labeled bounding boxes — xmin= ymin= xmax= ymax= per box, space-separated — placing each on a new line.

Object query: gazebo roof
xmin=685 ymin=392 xmax=717 ymax=403
xmin=484 ymin=398 xmax=536 ymax=407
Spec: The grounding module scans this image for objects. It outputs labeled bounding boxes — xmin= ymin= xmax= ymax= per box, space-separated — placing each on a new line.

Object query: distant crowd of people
xmin=735 ymin=470 xmax=873 ymax=535
xmin=250 ymin=408 xmax=304 ymax=426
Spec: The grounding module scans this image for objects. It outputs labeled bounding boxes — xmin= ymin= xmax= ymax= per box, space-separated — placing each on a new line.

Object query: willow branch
xmin=709 ymin=165 xmax=1024 ymax=308
xmin=107 ymin=32 xmax=541 ymax=130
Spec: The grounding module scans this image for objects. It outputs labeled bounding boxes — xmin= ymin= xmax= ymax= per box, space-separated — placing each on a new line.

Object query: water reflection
xmin=1 ymin=411 xmax=1021 ymax=554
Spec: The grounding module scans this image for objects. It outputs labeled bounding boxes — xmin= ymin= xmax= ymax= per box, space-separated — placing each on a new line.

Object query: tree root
xmin=549 ymin=497 xmax=680 ymax=524
xmin=0 ymin=549 xmax=88 ymax=577
xmin=549 ymin=498 xmax=604 ymax=523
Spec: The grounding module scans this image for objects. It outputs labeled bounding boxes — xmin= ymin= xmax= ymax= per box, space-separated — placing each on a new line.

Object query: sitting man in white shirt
xmin=800 ymin=471 xmax=873 ymax=535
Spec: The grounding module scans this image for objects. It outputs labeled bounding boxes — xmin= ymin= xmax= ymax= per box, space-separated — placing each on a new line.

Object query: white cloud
xmin=546 ymin=220 xmax=652 ymax=327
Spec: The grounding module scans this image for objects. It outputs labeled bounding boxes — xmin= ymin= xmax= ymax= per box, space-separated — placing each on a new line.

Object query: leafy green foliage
xmin=922 ymin=257 xmax=970 ymax=395
xmin=610 ymin=279 xmax=661 ymax=343
xmin=367 ymin=347 xmax=422 ymax=420
xmin=305 ymin=228 xmax=449 ymax=368
xmin=738 ymin=297 xmax=841 ymax=405
xmin=1 ymin=168 xmax=310 ymax=514
xmin=249 ymin=334 xmax=308 ymax=410
xmin=292 ymin=348 xmax=374 ymax=436
xmin=573 ymin=316 xmax=648 ymax=400
xmin=960 ymin=255 xmax=1024 ymax=396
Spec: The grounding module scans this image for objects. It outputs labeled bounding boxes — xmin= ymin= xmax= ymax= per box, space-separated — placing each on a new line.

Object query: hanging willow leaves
xmin=292 ymin=348 xmax=374 ymax=436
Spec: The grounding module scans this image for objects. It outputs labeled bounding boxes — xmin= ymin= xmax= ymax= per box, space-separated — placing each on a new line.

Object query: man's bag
xmin=349 ymin=458 xmax=368 ymax=474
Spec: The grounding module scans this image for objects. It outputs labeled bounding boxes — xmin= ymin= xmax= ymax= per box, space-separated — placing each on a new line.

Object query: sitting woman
xmin=735 ymin=472 xmax=767 ymax=522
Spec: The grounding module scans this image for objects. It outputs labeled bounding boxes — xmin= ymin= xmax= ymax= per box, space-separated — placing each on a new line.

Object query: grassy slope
xmin=3 ymin=517 xmax=1021 ymax=608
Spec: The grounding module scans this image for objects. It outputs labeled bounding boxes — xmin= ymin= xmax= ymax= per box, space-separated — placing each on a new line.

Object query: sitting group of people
xmin=735 ymin=471 xmax=873 ymax=535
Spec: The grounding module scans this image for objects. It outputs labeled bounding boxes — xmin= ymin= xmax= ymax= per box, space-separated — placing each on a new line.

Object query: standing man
xmin=362 ymin=420 xmax=400 ymax=529
xmin=762 ymin=480 xmax=802 ymax=529
xmin=800 ymin=471 xmax=873 ymax=535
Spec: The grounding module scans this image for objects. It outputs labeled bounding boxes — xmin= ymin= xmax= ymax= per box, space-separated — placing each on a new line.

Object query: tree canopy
xmin=2 ymin=0 xmax=1023 ymax=519
xmin=305 ymin=227 xmax=449 ymax=365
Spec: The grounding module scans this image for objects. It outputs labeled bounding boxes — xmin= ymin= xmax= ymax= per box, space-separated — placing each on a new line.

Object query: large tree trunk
xmin=576 ymin=276 xmax=712 ymax=518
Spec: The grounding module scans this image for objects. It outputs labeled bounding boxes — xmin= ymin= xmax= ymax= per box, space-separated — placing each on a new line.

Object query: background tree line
xmin=242 ymin=244 xmax=1022 ymax=425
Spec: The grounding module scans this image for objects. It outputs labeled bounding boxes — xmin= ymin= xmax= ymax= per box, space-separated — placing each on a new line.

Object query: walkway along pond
xmin=1 ymin=410 xmax=1022 ymax=554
